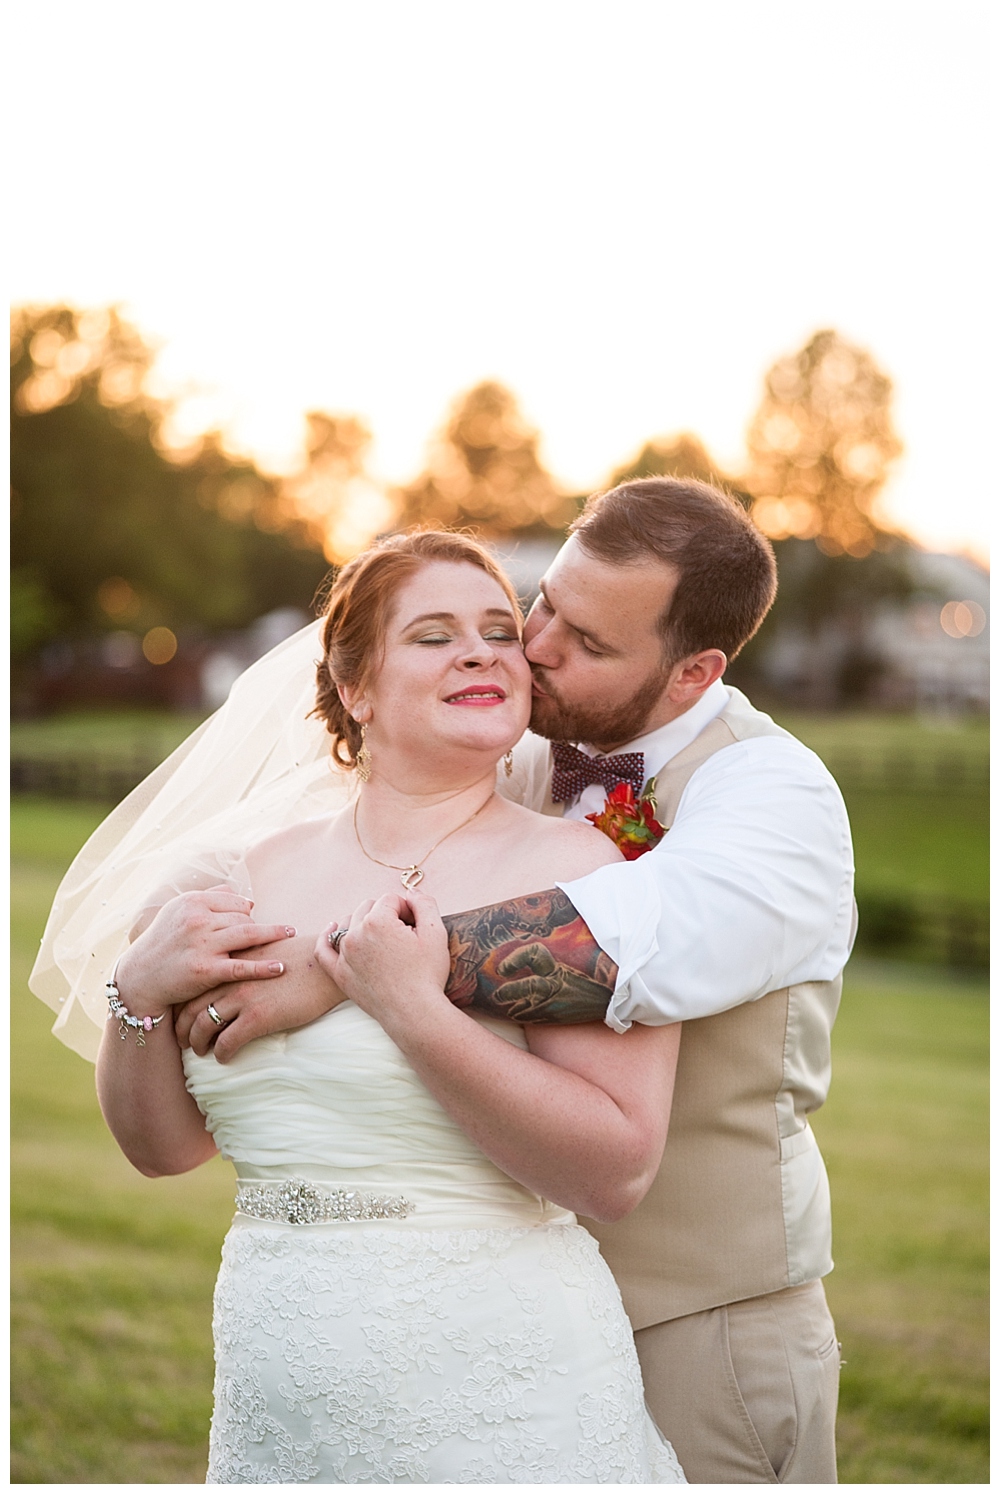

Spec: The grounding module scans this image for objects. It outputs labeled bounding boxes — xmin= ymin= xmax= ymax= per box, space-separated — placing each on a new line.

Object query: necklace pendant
xmin=400 ymin=866 xmax=425 ymax=891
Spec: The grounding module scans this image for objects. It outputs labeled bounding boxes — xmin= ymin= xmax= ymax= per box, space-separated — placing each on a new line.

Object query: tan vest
xmin=526 ymin=690 xmax=841 ymax=1329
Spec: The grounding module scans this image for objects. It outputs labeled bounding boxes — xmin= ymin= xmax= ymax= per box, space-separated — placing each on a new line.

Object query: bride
xmin=91 ymin=529 xmax=685 ymax=1483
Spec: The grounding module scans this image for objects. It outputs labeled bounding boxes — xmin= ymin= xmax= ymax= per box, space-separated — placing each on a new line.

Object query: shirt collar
xmin=578 ymin=678 xmax=729 ymax=778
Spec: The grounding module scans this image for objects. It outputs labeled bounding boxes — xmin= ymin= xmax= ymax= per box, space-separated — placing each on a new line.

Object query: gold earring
xmin=503 ymin=749 xmax=514 ymax=779
xmin=356 ymin=722 xmax=372 ymax=782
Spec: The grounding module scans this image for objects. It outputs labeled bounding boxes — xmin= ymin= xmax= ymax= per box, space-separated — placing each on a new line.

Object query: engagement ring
xmin=327 ymin=929 xmax=347 ymax=952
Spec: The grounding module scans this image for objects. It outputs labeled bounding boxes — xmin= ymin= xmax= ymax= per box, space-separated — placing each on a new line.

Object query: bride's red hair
xmin=313 ymin=530 xmax=523 ymax=770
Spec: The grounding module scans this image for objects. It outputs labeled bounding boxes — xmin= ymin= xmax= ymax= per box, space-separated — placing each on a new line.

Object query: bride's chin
xmin=422 ymin=722 xmax=522 ymax=762
xmin=437 ymin=733 xmax=518 ymax=760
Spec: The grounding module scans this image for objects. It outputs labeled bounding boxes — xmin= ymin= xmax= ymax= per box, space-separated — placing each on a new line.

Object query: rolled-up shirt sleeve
xmin=557 ymin=737 xmax=856 ymax=1030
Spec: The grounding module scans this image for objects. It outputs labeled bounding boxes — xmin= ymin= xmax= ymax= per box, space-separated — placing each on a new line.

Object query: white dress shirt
xmin=501 ymin=685 xmax=856 ymax=1032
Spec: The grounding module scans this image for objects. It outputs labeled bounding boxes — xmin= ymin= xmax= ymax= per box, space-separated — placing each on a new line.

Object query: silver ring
xmin=327 ymin=929 xmax=347 ymax=952
xmin=206 ymin=1003 xmax=227 ymax=1027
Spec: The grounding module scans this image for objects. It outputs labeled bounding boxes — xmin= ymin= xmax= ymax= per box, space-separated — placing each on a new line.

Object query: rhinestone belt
xmin=236 ymin=1179 xmax=414 ymax=1225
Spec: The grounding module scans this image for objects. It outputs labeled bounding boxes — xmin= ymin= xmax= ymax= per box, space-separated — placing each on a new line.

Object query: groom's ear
xmin=666 ymin=649 xmax=727 ymax=705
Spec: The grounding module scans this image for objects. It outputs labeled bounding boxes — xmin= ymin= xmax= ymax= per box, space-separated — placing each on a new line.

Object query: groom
xmin=495 ymin=477 xmax=852 ymax=1483
xmin=147 ymin=477 xmax=854 ymax=1483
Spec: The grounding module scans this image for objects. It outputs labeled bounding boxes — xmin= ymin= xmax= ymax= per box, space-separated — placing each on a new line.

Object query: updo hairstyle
xmin=313 ymin=530 xmax=523 ymax=770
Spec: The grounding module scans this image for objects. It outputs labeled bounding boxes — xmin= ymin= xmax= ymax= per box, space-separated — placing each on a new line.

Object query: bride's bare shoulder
xmin=499 ymin=799 xmax=623 ymax=879
xmin=244 ymin=813 xmax=341 ymax=869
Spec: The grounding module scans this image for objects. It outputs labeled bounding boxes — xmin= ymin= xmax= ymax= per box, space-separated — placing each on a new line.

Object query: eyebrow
xmin=403 ymin=608 xmax=516 ymax=627
xmin=537 ymin=581 xmax=616 ymax=654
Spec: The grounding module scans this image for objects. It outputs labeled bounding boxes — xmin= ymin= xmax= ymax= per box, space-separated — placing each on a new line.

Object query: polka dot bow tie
xmin=550 ymin=741 xmax=646 ymax=804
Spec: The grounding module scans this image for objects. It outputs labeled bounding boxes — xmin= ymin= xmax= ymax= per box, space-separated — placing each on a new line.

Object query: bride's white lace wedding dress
xmin=184 ymin=1001 xmax=685 ymax=1483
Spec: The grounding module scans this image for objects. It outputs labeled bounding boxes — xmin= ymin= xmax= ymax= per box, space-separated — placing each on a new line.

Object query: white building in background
xmin=490 ymin=535 xmax=989 ymax=714
xmin=871 ymin=552 xmax=989 ymax=713
xmin=198 ymin=546 xmax=988 ymax=717
xmin=200 ymin=607 xmax=309 ymax=710
xmin=761 ymin=550 xmax=988 ymax=712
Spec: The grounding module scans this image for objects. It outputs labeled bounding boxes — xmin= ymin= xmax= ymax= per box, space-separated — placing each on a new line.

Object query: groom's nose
xmin=523 ymin=615 xmax=559 ymax=667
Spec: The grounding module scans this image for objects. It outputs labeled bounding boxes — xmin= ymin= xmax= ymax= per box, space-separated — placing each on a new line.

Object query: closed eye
xmin=414 ymin=629 xmax=519 ymax=645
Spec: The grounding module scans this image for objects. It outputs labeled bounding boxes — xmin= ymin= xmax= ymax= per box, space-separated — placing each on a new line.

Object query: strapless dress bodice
xmin=183 ymin=1001 xmax=574 ymax=1230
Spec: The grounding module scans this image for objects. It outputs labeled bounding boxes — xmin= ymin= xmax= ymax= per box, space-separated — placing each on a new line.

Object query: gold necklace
xmin=352 ymin=793 xmax=494 ymax=890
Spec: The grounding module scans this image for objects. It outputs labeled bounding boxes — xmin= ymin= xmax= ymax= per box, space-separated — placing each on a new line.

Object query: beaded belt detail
xmin=236 ymin=1179 xmax=414 ymax=1225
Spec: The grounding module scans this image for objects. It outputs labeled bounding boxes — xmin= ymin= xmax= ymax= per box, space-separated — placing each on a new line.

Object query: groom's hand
xmin=176 ymin=932 xmax=346 ymax=1061
xmin=115 ymin=887 xmax=297 ymax=1016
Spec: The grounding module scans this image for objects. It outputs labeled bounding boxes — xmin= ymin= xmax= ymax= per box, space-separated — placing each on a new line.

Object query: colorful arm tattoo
xmin=442 ymin=888 xmax=617 ymax=1025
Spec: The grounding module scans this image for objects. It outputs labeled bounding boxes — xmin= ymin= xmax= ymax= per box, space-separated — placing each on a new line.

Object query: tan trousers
xmin=634 ymin=1280 xmax=840 ymax=1484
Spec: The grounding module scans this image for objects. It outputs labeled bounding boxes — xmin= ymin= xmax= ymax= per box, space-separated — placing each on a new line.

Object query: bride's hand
xmin=316 ymin=891 xmax=451 ymax=1031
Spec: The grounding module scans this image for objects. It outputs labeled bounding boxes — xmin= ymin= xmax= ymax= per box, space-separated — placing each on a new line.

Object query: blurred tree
xmin=397 ymin=381 xmax=576 ymax=535
xmin=10 ymin=566 xmax=65 ymax=660
xmin=11 ymin=305 xmax=331 ymax=655
xmin=609 ymin=432 xmax=744 ymax=496
xmin=281 ymin=413 xmax=393 ymax=563
xmin=745 ymin=329 xmax=902 ymax=556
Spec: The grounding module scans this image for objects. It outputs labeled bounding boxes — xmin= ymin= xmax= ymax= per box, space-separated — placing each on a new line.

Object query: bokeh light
xmin=97 ymin=577 xmax=140 ymax=619
xmin=940 ymin=600 xmax=986 ymax=639
xmin=142 ymin=626 xmax=177 ymax=664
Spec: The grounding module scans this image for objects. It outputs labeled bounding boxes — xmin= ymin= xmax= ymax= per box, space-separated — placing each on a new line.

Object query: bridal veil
xmin=29 ymin=621 xmax=355 ymax=1061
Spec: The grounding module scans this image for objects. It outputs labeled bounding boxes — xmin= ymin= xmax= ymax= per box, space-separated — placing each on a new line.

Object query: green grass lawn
xmin=10 ymin=798 xmax=989 ymax=1482
xmin=844 ymin=788 xmax=987 ymax=905
xmin=773 ymin=710 xmax=988 ymax=907
xmin=811 ymin=962 xmax=988 ymax=1482
xmin=11 ymin=801 xmax=234 ymax=1483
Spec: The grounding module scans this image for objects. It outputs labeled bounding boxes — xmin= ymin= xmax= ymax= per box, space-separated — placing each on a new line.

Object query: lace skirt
xmin=207 ymin=1216 xmax=685 ymax=1483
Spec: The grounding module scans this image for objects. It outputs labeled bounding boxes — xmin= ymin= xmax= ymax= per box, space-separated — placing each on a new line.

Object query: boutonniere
xmin=586 ymin=778 xmax=665 ymax=860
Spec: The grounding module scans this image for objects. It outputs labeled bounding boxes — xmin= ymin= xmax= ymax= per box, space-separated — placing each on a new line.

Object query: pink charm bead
xmin=142 ymin=1015 xmax=154 ymax=1032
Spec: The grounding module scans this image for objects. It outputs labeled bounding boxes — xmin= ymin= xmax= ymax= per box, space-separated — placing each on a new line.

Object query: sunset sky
xmin=10 ymin=1 xmax=993 ymax=561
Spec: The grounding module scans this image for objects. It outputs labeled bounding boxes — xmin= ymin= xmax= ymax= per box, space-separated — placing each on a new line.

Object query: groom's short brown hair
xmin=570 ymin=476 xmax=777 ymax=662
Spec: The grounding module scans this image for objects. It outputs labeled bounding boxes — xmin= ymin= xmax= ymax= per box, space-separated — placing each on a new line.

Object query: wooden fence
xmin=10 ymin=754 xmax=162 ymax=804
xmin=821 ymin=752 xmax=988 ymax=794
xmin=852 ymin=889 xmax=989 ymax=972
xmin=12 ymin=748 xmax=988 ymax=971
xmin=11 ymin=747 xmax=989 ymax=803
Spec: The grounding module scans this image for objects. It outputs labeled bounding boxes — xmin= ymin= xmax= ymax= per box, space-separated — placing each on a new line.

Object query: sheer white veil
xmin=29 ymin=620 xmax=356 ymax=1062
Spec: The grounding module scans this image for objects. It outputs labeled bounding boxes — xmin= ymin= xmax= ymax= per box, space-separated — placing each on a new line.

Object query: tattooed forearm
xmin=442 ymin=888 xmax=618 ymax=1025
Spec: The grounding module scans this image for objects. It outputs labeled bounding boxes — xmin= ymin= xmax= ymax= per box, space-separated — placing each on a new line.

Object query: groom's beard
xmin=528 ymin=664 xmax=671 ymax=752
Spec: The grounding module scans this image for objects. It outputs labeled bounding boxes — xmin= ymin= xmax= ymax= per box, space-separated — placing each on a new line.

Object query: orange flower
xmin=586 ymin=779 xmax=665 ymax=860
